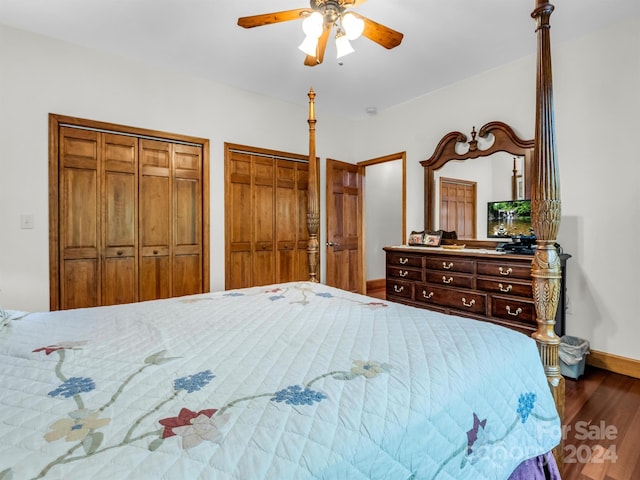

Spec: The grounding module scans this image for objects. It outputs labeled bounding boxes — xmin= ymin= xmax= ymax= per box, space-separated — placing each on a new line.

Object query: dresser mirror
xmin=420 ymin=121 xmax=534 ymax=243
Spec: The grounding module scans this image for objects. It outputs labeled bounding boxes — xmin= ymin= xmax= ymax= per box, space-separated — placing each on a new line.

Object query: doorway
xmin=359 ymin=153 xmax=406 ymax=295
xmin=324 ymin=153 xmax=405 ymax=296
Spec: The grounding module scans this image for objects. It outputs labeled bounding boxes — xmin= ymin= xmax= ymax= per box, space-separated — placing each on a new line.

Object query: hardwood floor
xmin=366 ymin=286 xmax=640 ymax=479
xmin=563 ymin=366 xmax=640 ymax=480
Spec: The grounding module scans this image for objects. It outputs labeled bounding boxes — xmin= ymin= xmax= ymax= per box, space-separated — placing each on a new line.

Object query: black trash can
xmin=559 ymin=335 xmax=590 ymax=379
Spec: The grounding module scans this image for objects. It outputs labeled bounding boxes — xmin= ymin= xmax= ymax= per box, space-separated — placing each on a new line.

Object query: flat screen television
xmin=487 ymin=200 xmax=534 ymax=238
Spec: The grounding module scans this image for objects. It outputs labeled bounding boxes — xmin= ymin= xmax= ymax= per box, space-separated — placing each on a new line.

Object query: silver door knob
xmin=326 ymin=241 xmax=339 ymax=247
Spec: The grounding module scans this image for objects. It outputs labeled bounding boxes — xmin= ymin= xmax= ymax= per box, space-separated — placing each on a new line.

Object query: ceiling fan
xmin=237 ymin=0 xmax=404 ymax=66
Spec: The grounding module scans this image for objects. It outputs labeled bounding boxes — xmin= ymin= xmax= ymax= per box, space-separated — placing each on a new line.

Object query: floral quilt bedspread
xmin=0 ymin=282 xmax=560 ymax=479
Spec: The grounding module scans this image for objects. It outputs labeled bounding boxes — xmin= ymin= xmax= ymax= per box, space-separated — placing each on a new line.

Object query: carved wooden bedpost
xmin=531 ymin=0 xmax=565 ymax=469
xmin=307 ymin=88 xmax=320 ymax=282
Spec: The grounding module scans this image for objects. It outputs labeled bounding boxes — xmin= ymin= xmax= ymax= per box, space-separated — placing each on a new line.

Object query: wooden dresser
xmin=384 ymin=246 xmax=570 ymax=336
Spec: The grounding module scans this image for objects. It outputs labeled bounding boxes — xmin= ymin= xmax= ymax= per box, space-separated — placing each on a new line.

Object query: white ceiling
xmin=1 ymin=0 xmax=639 ymax=119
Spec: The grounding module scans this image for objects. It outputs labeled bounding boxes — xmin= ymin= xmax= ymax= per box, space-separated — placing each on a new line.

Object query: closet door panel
xmin=175 ymin=178 xmax=200 ymax=247
xmin=173 ymin=144 xmax=202 ymax=295
xmin=275 ymin=161 xmax=296 ymax=283
xmin=139 ymin=256 xmax=171 ymax=301
xmin=59 ymin=128 xmax=100 ymax=309
xmin=139 ymin=175 xmax=171 ymax=246
xmin=62 ymin=169 xmax=99 ymax=252
xmin=139 ymin=139 xmax=172 ymax=298
xmin=228 ymin=254 xmax=251 ymax=290
xmin=227 ymin=153 xmax=253 ymax=289
xmin=104 ymin=172 xmax=136 ymax=249
xmin=51 ymin=116 xmax=208 ymax=310
xmin=225 ymin=147 xmax=310 ymax=288
xmin=253 ymin=158 xmax=275 ymax=286
xmin=63 ymin=259 xmax=99 ymax=308
xmin=103 ymin=257 xmax=136 ymax=305
xmin=174 ymin=177 xmax=202 ymax=295
xmin=102 ymin=133 xmax=138 ymax=305
xmin=173 ymin=255 xmax=202 ymax=297
xmin=296 ymin=164 xmax=310 ymax=280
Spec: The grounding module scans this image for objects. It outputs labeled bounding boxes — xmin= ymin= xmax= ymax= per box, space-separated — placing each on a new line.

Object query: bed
xmin=2 ymin=1 xmax=566 ymax=478
xmin=306 ymin=0 xmax=566 ymax=474
xmin=1 ymin=282 xmax=560 ymax=479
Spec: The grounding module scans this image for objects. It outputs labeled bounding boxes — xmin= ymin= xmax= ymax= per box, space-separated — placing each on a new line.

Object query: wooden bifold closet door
xmin=49 ymin=115 xmax=209 ymax=311
xmin=225 ymin=144 xmax=309 ymax=289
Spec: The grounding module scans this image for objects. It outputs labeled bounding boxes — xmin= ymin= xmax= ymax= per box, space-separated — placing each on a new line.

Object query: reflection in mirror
xmin=434 ymin=153 xmax=526 ymax=240
xmin=420 ymin=121 xmax=534 ymax=244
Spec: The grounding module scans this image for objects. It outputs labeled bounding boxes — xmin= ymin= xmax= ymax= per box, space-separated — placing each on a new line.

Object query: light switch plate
xmin=20 ymin=214 xmax=34 ymax=229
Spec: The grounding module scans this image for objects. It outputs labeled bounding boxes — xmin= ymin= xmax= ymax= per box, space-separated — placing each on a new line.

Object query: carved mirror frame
xmin=420 ymin=121 xmax=534 ymax=243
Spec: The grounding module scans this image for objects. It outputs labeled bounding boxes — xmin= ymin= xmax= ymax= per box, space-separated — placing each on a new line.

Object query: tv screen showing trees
xmin=487 ymin=200 xmax=533 ymax=238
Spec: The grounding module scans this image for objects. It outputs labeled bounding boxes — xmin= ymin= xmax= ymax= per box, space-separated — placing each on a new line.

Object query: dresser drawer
xmin=386 ymin=279 xmax=413 ymax=299
xmin=426 ymin=271 xmax=473 ymax=289
xmin=490 ymin=295 xmax=536 ymax=326
xmin=387 ymin=253 xmax=424 ymax=268
xmin=477 ymin=277 xmax=532 ymax=297
xmin=425 ymin=257 xmax=474 ymax=273
xmin=477 ymin=261 xmax=531 ymax=280
xmin=388 ymin=266 xmax=422 ymax=281
xmin=415 ymin=283 xmax=486 ymax=315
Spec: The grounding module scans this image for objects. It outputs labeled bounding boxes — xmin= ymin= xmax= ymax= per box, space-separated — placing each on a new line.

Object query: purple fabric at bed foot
xmin=508 ymin=451 xmax=561 ymax=480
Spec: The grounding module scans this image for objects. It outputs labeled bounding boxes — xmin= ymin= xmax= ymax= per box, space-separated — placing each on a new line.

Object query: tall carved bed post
xmin=531 ymin=0 xmax=565 ymax=468
xmin=307 ymin=88 xmax=320 ymax=282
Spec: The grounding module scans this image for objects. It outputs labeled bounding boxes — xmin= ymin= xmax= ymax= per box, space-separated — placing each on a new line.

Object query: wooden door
xmin=226 ymin=151 xmax=253 ymax=289
xmin=59 ymin=127 xmax=101 ymax=309
xmin=253 ymin=157 xmax=276 ymax=286
xmin=102 ymin=133 xmax=138 ymax=305
xmin=326 ymin=159 xmax=364 ymax=293
xmin=439 ymin=177 xmax=476 ymax=239
xmin=225 ymin=153 xmax=276 ymax=288
xmin=275 ymin=160 xmax=297 ymax=283
xmin=295 ymin=163 xmax=310 ymax=280
xmin=50 ymin=114 xmax=209 ymax=310
xmin=139 ymin=139 xmax=172 ymax=300
xmin=275 ymin=160 xmax=309 ymax=283
xmin=225 ymin=146 xmax=310 ymax=289
xmin=173 ymin=144 xmax=203 ymax=297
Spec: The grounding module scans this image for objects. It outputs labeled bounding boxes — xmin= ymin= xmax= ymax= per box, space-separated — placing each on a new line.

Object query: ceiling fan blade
xmin=352 ymin=13 xmax=403 ymax=49
xmin=304 ymin=24 xmax=332 ymax=67
xmin=238 ymin=8 xmax=310 ymax=29
xmin=304 ymin=55 xmax=319 ymax=66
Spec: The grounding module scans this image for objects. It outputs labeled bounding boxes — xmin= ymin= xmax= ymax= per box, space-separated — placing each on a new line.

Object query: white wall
xmin=354 ymin=17 xmax=640 ymax=361
xmin=0 ymin=24 xmax=355 ymax=311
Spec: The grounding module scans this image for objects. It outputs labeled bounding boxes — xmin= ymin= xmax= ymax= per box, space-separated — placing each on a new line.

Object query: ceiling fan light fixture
xmin=335 ymin=30 xmax=354 ymax=58
xmin=302 ymin=11 xmax=324 ymax=38
xmin=299 ymin=34 xmax=319 ymax=57
xmin=341 ymin=12 xmax=364 ymax=41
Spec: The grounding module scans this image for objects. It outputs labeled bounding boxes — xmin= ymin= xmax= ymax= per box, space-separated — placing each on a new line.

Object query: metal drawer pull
xmin=443 ymin=262 xmax=454 ymax=270
xmin=422 ymin=290 xmax=434 ymax=299
xmin=499 ymin=267 xmax=513 ymax=276
xmin=442 ymin=276 xmax=453 ymax=284
xmin=506 ymin=306 xmax=522 ymax=317
xmin=499 ymin=283 xmax=512 ymax=293
xmin=394 ymin=285 xmax=404 ymax=293
xmin=399 ymin=258 xmax=409 ymax=265
xmin=399 ymin=270 xmax=408 ymax=277
xmin=461 ymin=298 xmax=475 ymax=308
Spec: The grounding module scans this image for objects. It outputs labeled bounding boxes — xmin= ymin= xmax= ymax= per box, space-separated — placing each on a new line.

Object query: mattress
xmin=0 ymin=282 xmax=560 ymax=479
